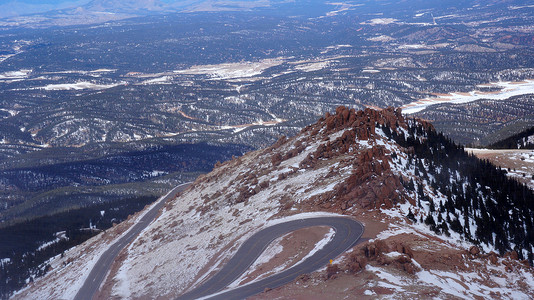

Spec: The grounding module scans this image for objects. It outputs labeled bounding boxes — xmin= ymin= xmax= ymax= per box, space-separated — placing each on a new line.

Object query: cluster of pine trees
xmin=0 ymin=195 xmax=156 ymax=300
xmin=381 ymin=120 xmax=534 ymax=264
xmin=489 ymin=126 xmax=534 ymax=149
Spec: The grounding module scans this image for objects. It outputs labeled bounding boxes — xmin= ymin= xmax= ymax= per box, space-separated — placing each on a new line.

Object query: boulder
xmin=488 ymin=252 xmax=499 ymax=265
xmin=469 ymin=246 xmax=480 ymax=256
xmin=403 ymin=262 xmax=417 ymax=275
xmin=504 ymin=250 xmax=519 ymax=260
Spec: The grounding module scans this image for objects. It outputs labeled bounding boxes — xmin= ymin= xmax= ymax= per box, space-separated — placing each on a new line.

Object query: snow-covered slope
xmin=15 ymin=106 xmax=534 ymax=299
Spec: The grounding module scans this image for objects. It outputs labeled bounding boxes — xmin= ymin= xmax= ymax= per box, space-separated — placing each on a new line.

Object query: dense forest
xmin=0 ymin=195 xmax=156 ymax=300
xmin=382 ymin=120 xmax=534 ymax=263
xmin=489 ymin=126 xmax=534 ymax=149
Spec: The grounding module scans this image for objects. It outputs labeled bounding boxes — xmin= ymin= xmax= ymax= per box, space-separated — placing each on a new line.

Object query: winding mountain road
xmin=74 ymin=182 xmax=191 ymax=300
xmin=178 ymin=217 xmax=364 ymax=300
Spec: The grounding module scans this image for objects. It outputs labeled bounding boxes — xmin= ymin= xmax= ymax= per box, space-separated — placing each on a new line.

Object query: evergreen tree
xmin=406 ymin=208 xmax=416 ymax=222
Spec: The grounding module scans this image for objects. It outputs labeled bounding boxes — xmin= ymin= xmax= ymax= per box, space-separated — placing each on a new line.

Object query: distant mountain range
xmin=0 ymin=0 xmax=90 ymax=18
xmin=0 ymin=0 xmax=278 ymax=21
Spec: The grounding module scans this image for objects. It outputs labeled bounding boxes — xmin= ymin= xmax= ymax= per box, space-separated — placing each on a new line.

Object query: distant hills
xmin=0 ymin=0 xmax=282 ymax=23
xmin=0 ymin=1 xmax=90 ymax=18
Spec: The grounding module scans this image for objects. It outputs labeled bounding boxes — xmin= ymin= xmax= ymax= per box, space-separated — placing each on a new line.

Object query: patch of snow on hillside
xmin=89 ymin=69 xmax=116 ymax=73
xmin=113 ymin=248 xmax=133 ymax=299
xmin=361 ymin=18 xmax=398 ymax=25
xmin=320 ymin=3 xmax=362 ymax=18
xmin=362 ymin=69 xmax=380 ymax=73
xmin=402 ymin=79 xmax=534 ymax=114
xmin=294 ymin=61 xmax=330 ymax=72
xmin=368 ymin=35 xmax=394 ymax=42
xmin=321 ymin=44 xmax=352 ymax=54
xmin=41 ymin=81 xmax=121 ymax=90
xmin=304 ymin=181 xmax=338 ymax=198
xmin=141 ymin=76 xmax=172 ymax=85
xmin=415 ymin=266 xmax=532 ymax=299
xmin=0 ymin=69 xmax=31 ymax=80
xmin=173 ymin=58 xmax=284 ymax=80
xmin=37 ymin=231 xmax=68 ymax=252
xmin=300 ymin=227 xmax=335 ymax=261
xmin=225 ymin=227 xmax=335 ymax=292
xmin=0 ymin=108 xmax=18 ymax=116
xmin=366 ymin=253 xmax=533 ymax=299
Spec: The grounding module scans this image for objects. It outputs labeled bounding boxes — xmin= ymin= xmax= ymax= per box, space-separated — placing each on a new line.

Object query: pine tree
xmin=407 ymin=208 xmax=416 ymax=222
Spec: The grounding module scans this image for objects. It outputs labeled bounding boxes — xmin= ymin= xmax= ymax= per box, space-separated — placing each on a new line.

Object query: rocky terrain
xmin=2 ymin=1 xmax=534 ymax=298
xmin=13 ymin=106 xmax=534 ymax=299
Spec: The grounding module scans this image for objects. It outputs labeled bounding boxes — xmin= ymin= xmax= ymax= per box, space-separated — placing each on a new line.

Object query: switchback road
xmin=74 ymin=182 xmax=191 ymax=300
xmin=178 ymin=217 xmax=364 ymax=300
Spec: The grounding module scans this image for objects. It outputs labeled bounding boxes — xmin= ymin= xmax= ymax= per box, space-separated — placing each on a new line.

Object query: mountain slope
xmin=489 ymin=125 xmax=534 ymax=149
xmin=13 ymin=106 xmax=534 ymax=299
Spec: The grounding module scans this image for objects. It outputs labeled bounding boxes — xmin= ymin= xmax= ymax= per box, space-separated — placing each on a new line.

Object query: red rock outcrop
xmin=342 ymin=240 xmax=420 ymax=276
xmin=469 ymin=246 xmax=481 ymax=256
xmin=303 ymin=106 xmax=409 ymax=139
xmin=310 ymin=142 xmax=406 ymax=210
xmin=301 ymin=107 xmax=412 ymax=210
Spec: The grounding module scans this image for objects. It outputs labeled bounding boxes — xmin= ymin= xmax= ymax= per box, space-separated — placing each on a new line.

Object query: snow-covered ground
xmin=40 ymin=81 xmax=122 ymax=91
xmin=402 ymin=79 xmax=534 ymax=114
xmin=319 ymin=3 xmax=362 ymax=18
xmin=218 ymin=117 xmax=286 ymax=133
xmin=173 ymin=58 xmax=284 ymax=80
xmin=361 ymin=18 xmax=398 ymax=25
xmin=228 ymin=223 xmax=335 ymax=288
xmin=294 ymin=61 xmax=330 ymax=72
xmin=0 ymin=69 xmax=31 ymax=80
xmin=107 ymin=126 xmax=359 ymax=298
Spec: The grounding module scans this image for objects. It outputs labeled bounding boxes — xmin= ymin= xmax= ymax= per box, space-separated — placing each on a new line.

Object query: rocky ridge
xmin=300 ymin=106 xmax=408 ymax=210
xmin=14 ymin=106 xmax=534 ymax=299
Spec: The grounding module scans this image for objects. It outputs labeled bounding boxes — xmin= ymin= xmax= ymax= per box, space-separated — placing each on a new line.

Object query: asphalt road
xmin=178 ymin=217 xmax=364 ymax=300
xmin=74 ymin=182 xmax=191 ymax=300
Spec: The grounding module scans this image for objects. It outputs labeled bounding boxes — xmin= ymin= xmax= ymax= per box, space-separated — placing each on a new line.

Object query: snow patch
xmin=173 ymin=58 xmax=284 ymax=80
xmin=40 ymin=81 xmax=121 ymax=91
xmin=0 ymin=69 xmax=31 ymax=80
xmin=402 ymin=79 xmax=534 ymax=114
xmin=361 ymin=18 xmax=398 ymax=25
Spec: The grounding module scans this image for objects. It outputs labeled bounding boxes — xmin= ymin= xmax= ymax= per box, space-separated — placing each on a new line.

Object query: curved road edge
xmin=74 ymin=182 xmax=192 ymax=300
xmin=178 ymin=216 xmax=364 ymax=300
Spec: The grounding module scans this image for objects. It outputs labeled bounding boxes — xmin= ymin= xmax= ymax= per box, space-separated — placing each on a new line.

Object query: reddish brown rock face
xmin=333 ymin=145 xmax=404 ymax=210
xmin=310 ymin=106 xmax=410 ymax=138
xmin=469 ymin=246 xmax=481 ymax=256
xmin=300 ymin=106 xmax=414 ymax=210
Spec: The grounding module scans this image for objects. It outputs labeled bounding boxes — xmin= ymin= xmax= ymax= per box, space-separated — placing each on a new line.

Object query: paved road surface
xmin=178 ymin=217 xmax=364 ymax=300
xmin=74 ymin=182 xmax=191 ymax=300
